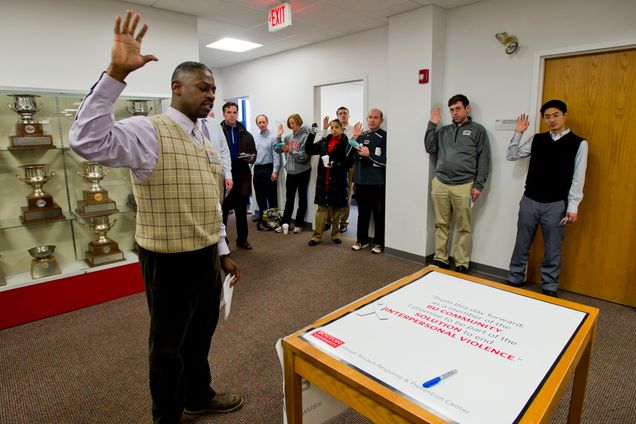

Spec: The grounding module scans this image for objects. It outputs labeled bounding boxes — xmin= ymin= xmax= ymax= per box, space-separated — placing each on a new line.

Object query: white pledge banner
xmin=301 ymin=271 xmax=587 ymax=424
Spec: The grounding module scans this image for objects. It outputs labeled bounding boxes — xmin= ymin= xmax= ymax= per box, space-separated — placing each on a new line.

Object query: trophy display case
xmin=0 ymin=90 xmax=164 ymax=289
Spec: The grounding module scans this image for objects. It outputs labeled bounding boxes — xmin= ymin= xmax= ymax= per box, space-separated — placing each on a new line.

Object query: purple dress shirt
xmin=69 ymin=73 xmax=229 ymax=255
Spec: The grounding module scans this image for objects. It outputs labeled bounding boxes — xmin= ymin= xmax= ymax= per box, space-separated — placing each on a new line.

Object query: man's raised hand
xmin=429 ymin=107 xmax=441 ymax=124
xmin=107 ymin=10 xmax=158 ymax=82
xmin=322 ymin=116 xmax=330 ymax=130
xmin=515 ymin=114 xmax=530 ymax=133
xmin=352 ymin=122 xmax=363 ymax=140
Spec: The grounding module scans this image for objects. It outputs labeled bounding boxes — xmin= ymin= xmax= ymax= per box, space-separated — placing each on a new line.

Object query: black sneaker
xmin=455 ymin=265 xmax=469 ymax=274
xmin=432 ymin=260 xmax=449 ymax=269
xmin=506 ymin=280 xmax=525 ymax=288
xmin=184 ymin=393 xmax=244 ymax=415
xmin=338 ymin=224 xmax=348 ymax=233
xmin=542 ymin=289 xmax=559 ymax=298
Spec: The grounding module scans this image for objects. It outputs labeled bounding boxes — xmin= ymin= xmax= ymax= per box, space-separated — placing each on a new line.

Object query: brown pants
xmin=312 ymin=205 xmax=344 ymax=241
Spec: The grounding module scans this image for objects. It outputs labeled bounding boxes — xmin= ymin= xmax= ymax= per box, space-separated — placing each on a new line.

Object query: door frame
xmin=529 ymin=39 xmax=636 ymax=129
xmin=312 ymin=75 xmax=369 ymax=125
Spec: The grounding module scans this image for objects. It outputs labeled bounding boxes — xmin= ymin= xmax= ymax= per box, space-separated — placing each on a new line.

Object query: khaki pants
xmin=313 ymin=205 xmax=344 ymax=242
xmin=327 ymin=166 xmax=354 ymax=227
xmin=431 ymin=177 xmax=473 ymax=267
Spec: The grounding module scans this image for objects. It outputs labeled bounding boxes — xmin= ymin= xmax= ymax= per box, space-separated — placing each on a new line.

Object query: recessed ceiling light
xmin=206 ymin=37 xmax=262 ymax=52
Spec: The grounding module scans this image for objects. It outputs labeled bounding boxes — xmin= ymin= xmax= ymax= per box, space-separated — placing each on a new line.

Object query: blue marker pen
xmin=422 ymin=369 xmax=458 ymax=389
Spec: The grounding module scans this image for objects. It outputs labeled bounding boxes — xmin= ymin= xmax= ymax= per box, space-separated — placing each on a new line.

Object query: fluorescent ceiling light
xmin=206 ymin=37 xmax=262 ymax=52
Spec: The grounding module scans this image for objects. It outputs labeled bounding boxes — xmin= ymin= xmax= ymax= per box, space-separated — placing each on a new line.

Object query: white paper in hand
xmin=219 ymin=274 xmax=234 ymax=320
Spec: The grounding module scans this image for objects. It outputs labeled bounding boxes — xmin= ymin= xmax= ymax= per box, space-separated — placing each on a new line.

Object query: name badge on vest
xmin=206 ymin=148 xmax=221 ymax=164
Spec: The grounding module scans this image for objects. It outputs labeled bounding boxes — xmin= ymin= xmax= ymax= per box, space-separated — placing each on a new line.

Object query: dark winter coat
xmin=220 ymin=121 xmax=257 ymax=196
xmin=305 ymin=132 xmax=353 ymax=207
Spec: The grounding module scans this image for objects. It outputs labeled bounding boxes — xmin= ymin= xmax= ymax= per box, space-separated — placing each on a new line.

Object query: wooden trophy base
xmin=76 ymin=200 xmax=118 ymax=217
xmin=83 ymin=189 xmax=111 ymax=205
xmin=9 ymin=123 xmax=54 ymax=150
xmin=21 ymin=204 xmax=65 ymax=224
xmin=27 ymin=194 xmax=54 ymax=210
xmin=85 ymin=240 xmax=124 ymax=267
xmin=31 ymin=257 xmax=62 ymax=279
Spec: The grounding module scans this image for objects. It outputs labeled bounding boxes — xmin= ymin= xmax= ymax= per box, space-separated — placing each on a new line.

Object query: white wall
xmin=0 ymin=0 xmax=198 ymax=96
xmin=442 ymin=0 xmax=636 ymax=269
xmin=386 ymin=6 xmax=446 ymax=258
xmin=218 ymin=26 xmax=388 ymax=128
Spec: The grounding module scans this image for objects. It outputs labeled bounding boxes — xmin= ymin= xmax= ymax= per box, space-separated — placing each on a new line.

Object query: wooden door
xmin=527 ymin=48 xmax=636 ymax=306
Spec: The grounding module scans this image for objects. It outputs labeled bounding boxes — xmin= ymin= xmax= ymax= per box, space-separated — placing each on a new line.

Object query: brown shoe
xmin=237 ymin=241 xmax=252 ymax=250
xmin=184 ymin=392 xmax=244 ymax=414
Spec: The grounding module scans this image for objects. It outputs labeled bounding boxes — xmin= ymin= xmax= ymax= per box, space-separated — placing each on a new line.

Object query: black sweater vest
xmin=524 ymin=131 xmax=583 ymax=203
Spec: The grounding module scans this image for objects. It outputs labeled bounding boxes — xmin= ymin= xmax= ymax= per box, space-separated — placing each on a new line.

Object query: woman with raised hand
xmin=274 ymin=114 xmax=312 ymax=234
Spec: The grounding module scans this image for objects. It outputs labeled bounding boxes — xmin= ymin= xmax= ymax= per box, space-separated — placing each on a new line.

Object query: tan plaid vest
xmin=131 ymin=115 xmax=223 ymax=253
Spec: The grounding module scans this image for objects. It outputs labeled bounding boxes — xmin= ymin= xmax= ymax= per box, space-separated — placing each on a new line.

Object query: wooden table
xmin=282 ymin=267 xmax=598 ymax=424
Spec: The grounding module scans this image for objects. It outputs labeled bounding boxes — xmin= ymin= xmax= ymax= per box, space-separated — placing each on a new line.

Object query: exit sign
xmin=268 ymin=2 xmax=292 ymax=32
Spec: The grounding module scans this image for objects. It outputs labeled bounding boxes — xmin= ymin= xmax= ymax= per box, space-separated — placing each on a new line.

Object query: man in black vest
xmin=505 ymin=100 xmax=588 ymax=297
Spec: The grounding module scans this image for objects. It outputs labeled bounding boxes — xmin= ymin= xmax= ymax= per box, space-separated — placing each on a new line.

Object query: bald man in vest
xmin=69 ymin=10 xmax=243 ymax=424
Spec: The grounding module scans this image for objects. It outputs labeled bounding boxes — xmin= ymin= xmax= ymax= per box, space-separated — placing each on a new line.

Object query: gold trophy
xmin=84 ymin=215 xmax=125 ymax=267
xmin=28 ymin=245 xmax=62 ymax=279
xmin=8 ymin=95 xmax=55 ymax=150
xmin=17 ymin=164 xmax=65 ymax=224
xmin=75 ymin=161 xmax=118 ymax=216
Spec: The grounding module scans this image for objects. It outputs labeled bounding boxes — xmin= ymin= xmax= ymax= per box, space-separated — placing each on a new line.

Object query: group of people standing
xmin=67 ymin=10 xmax=586 ymax=424
xmin=425 ymin=95 xmax=587 ymax=299
xmin=205 ymin=102 xmax=387 ymax=255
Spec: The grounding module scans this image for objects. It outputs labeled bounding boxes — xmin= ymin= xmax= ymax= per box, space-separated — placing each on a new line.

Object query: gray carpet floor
xmin=0 ymin=216 xmax=634 ymax=423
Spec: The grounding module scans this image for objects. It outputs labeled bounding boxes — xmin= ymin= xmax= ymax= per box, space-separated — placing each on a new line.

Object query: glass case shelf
xmin=0 ymin=215 xmax=73 ymax=231
xmin=0 ymin=89 xmax=163 ymax=289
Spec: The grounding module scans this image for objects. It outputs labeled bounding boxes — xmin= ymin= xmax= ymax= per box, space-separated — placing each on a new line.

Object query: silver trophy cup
xmin=8 ymin=94 xmax=41 ymax=125
xmin=28 ymin=245 xmax=62 ymax=279
xmin=126 ymin=100 xmax=153 ymax=116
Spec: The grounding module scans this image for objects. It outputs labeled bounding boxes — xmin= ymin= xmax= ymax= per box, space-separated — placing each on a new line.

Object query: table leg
xmin=567 ymin=326 xmax=595 ymax=424
xmin=284 ymin=348 xmax=303 ymax=423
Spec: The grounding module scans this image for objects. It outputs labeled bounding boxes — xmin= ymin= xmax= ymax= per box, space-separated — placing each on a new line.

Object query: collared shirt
xmin=69 ymin=72 xmax=229 ymax=255
xmin=199 ymin=117 xmax=232 ymax=180
xmin=507 ymin=128 xmax=588 ymax=213
xmin=253 ymin=129 xmax=281 ymax=173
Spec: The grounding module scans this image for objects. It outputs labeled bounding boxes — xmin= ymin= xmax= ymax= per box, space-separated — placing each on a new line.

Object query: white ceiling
xmin=121 ymin=0 xmax=481 ymax=69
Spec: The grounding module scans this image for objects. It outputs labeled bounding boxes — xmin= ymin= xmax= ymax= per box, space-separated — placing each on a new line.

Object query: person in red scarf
xmin=305 ymin=120 xmax=354 ymax=245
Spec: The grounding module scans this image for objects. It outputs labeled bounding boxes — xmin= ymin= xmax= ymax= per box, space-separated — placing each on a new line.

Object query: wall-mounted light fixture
xmin=495 ymin=32 xmax=519 ymax=55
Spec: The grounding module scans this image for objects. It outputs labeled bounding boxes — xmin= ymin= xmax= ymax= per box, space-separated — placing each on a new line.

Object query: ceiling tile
xmin=220 ymin=0 xmax=323 ymax=13
xmin=293 ymin=3 xmax=385 ymax=34
xmin=197 ymin=18 xmax=248 ymax=37
xmin=119 ymin=0 xmax=157 ymax=6
xmin=294 ymin=27 xmax=348 ymax=43
xmin=124 ymin=0 xmax=484 ymax=68
xmin=155 ymin=0 xmax=267 ymax=26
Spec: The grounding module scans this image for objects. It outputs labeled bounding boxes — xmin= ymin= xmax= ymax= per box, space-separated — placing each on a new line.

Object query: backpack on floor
xmin=257 ymin=208 xmax=283 ymax=231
